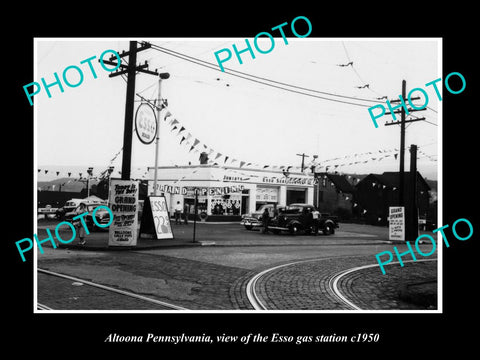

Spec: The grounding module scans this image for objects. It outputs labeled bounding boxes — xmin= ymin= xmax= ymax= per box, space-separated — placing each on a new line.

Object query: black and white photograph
xmin=8 ymin=7 xmax=478 ymax=354
xmin=33 ymin=36 xmax=441 ymax=313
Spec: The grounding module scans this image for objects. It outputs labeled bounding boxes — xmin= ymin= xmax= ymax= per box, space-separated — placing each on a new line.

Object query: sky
xmin=35 ymin=38 xmax=440 ymax=182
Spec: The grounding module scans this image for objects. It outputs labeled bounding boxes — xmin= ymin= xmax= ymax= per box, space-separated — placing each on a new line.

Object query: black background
xmin=7 ymin=4 xmax=476 ymax=355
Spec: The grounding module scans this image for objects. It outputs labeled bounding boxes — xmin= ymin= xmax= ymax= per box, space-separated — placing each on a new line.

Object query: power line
xmin=341 ymin=41 xmax=385 ymax=98
xmin=149 ymin=43 xmax=384 ymax=108
xmin=151 ymin=43 xmax=384 ymax=103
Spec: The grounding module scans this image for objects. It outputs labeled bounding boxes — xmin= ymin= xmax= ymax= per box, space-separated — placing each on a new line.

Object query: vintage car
xmin=268 ymin=203 xmax=339 ymax=235
xmin=240 ymin=204 xmax=278 ymax=230
xmin=55 ymin=199 xmax=81 ymax=219
xmin=64 ymin=203 xmax=111 ymax=231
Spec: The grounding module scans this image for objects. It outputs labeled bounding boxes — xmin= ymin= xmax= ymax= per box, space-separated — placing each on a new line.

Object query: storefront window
xmin=210 ymin=196 xmax=242 ymax=215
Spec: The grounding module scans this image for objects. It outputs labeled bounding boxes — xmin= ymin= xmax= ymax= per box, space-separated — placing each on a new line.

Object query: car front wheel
xmin=323 ymin=223 xmax=334 ymax=235
xmin=289 ymin=224 xmax=299 ymax=235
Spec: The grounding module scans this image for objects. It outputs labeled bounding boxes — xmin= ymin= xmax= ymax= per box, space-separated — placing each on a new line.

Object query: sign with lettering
xmin=140 ymin=196 xmax=174 ymax=240
xmin=223 ymin=174 xmax=317 ymax=186
xmin=108 ymin=179 xmax=139 ymax=246
xmin=149 ymin=196 xmax=173 ymax=239
xmin=389 ymin=206 xmax=405 ymax=241
xmin=148 ymin=181 xmax=244 ymax=196
xmin=135 ymin=103 xmax=157 ymax=145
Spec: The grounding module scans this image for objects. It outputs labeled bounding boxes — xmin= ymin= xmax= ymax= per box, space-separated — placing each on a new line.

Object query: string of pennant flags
xmin=37 ymin=93 xmax=436 ymax=187
xmin=160 ymin=103 xmax=436 ymax=172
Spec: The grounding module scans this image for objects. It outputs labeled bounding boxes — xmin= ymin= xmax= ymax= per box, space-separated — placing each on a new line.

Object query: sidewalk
xmin=37 ymin=219 xmax=392 ymax=251
xmin=53 ymin=228 xmax=211 ymax=251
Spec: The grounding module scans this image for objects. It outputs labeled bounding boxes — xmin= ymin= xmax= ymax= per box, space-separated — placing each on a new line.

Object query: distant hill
xmin=37 ymin=177 xmax=99 ymax=192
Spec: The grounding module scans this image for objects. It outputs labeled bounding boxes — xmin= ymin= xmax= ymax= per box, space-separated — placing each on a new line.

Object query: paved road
xmin=36 ymin=221 xmax=438 ymax=311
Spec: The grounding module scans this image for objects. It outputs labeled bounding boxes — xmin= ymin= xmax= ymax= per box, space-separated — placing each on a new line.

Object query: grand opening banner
xmin=108 ymin=179 xmax=139 ymax=246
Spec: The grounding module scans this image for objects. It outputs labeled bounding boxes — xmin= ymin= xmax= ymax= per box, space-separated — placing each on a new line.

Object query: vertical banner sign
xmin=108 ymin=179 xmax=139 ymax=246
xmin=147 ymin=196 xmax=174 ymax=239
xmin=389 ymin=206 xmax=405 ymax=241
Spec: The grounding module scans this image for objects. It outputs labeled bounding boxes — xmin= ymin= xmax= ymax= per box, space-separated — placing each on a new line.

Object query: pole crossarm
xmin=389 ymin=96 xmax=420 ymax=103
xmin=384 ymin=117 xmax=426 ymax=126
xmin=385 ymin=108 xmax=427 ymax=115
xmin=109 ymin=42 xmax=152 ymax=61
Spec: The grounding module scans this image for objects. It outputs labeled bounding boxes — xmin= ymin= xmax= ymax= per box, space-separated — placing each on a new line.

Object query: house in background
xmin=354 ymin=171 xmax=431 ymax=226
xmin=315 ymin=173 xmax=356 ymax=219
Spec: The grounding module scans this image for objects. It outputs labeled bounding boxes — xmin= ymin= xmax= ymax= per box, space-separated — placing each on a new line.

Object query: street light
xmin=86 ymin=167 xmax=93 ymax=197
xmin=153 ymin=72 xmax=170 ymax=196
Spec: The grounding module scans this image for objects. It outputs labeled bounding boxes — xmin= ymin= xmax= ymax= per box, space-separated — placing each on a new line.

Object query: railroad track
xmin=246 ymin=257 xmax=438 ymax=311
xmin=37 ymin=268 xmax=188 ymax=311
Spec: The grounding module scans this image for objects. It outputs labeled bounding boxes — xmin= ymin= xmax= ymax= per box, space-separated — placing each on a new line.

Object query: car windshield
xmin=256 ymin=205 xmax=271 ymax=212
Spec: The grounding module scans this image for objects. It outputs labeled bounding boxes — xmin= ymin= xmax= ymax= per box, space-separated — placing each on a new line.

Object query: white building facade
xmin=147 ymin=165 xmax=315 ymax=218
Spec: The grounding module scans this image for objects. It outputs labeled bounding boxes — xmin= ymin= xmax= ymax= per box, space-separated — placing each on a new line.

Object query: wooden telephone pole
xmin=384 ymin=80 xmax=426 ymax=206
xmin=102 ymin=41 xmax=160 ymax=180
xmin=296 ymin=153 xmax=310 ymax=172
xmin=385 ymin=80 xmax=426 ymax=240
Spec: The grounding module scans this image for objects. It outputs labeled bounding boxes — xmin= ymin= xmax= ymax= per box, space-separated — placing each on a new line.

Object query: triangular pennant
xmin=215 ymin=153 xmax=222 ymax=160
xmin=163 ymin=110 xmax=172 ymax=121
xmin=180 ymin=136 xmax=186 ymax=144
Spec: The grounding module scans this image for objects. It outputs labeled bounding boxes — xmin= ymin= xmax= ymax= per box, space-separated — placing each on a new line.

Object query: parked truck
xmin=267 ymin=203 xmax=339 ymax=235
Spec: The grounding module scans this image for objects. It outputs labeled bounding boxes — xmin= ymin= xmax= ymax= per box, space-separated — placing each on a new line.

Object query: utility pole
xmin=385 ymin=80 xmax=426 ymax=241
xmin=407 ymin=144 xmax=418 ymax=241
xmin=102 ymin=41 xmax=160 ymax=180
xmin=384 ymin=80 xmax=426 ymax=206
xmin=86 ymin=167 xmax=93 ymax=197
xmin=296 ymin=153 xmax=310 ymax=172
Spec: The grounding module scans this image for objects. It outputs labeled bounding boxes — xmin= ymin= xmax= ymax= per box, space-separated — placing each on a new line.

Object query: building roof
xmin=359 ymin=171 xmax=431 ymax=191
xmin=323 ymin=173 xmax=356 ymax=193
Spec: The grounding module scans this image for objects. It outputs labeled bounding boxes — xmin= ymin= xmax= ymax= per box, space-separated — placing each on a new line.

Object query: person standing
xmin=262 ymin=207 xmax=270 ymax=234
xmin=74 ymin=203 xmax=88 ymax=245
xmin=183 ymin=203 xmax=189 ymax=225
xmin=174 ymin=201 xmax=182 ymax=225
xmin=312 ymin=208 xmax=320 ymax=235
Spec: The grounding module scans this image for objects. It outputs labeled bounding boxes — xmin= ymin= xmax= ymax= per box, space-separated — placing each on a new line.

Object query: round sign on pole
xmin=135 ymin=103 xmax=157 ymax=145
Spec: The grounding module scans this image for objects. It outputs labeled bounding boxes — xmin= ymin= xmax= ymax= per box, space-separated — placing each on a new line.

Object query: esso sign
xmin=135 ymin=103 xmax=157 ymax=144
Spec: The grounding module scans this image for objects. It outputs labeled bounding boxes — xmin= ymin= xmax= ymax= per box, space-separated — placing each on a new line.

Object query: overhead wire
xmin=148 ymin=43 xmax=384 ymax=108
xmin=340 ymin=41 xmax=386 ymax=98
